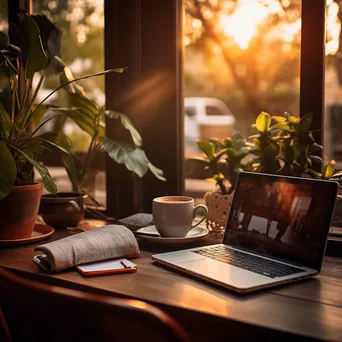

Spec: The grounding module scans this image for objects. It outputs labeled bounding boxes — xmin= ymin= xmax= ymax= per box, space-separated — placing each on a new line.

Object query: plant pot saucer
xmin=0 ymin=224 xmax=54 ymax=248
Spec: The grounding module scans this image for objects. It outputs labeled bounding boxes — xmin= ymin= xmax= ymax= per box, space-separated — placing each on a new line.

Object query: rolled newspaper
xmin=35 ymin=225 xmax=140 ymax=272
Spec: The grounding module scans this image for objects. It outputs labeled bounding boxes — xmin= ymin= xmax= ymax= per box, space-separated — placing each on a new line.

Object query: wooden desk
xmin=0 ymin=230 xmax=341 ymax=341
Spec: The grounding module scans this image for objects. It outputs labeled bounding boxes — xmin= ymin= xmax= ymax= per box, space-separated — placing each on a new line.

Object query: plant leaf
xmin=148 ymin=161 xmax=166 ymax=181
xmin=307 ymin=168 xmax=322 ymax=179
xmin=32 ymin=14 xmax=62 ymax=60
xmin=31 ymin=104 xmax=48 ymax=128
xmin=0 ymin=141 xmax=16 ymax=200
xmin=269 ymin=123 xmax=291 ymax=131
xmin=197 ymin=141 xmax=214 ymax=160
xmin=103 ymin=138 xmax=149 ymax=177
xmin=20 ymin=12 xmax=48 ymax=79
xmin=65 ymin=108 xmax=103 ymax=137
xmin=0 ymin=105 xmax=10 ymax=139
xmin=272 ymin=116 xmax=286 ymax=123
xmin=299 ymin=113 xmax=313 ymax=132
xmin=44 ymin=56 xmax=86 ymax=95
xmin=208 ymin=138 xmax=224 ymax=150
xmin=10 ymin=144 xmax=57 ymax=193
xmin=104 ymin=110 xmax=142 ymax=147
xmin=331 ymin=170 xmax=342 ymax=178
xmin=68 ymin=93 xmax=100 ymax=115
xmin=255 ymin=111 xmax=271 ymax=133
xmin=38 ymin=137 xmax=78 ymax=190
xmin=322 ymin=162 xmax=335 ymax=180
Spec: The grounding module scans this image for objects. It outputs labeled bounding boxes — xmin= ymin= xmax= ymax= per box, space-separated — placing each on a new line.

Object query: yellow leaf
xmin=255 ymin=112 xmax=271 ymax=133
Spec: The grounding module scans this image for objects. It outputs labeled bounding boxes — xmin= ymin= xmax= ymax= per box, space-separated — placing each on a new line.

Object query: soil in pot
xmin=40 ymin=192 xmax=87 ymax=229
xmin=0 ymin=183 xmax=42 ymax=240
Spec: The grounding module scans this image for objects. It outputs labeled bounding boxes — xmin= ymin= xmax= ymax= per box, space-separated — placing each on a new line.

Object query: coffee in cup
xmin=152 ymin=196 xmax=208 ymax=237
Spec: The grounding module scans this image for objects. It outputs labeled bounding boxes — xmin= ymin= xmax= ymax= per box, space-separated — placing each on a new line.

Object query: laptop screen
xmin=223 ymin=172 xmax=338 ymax=270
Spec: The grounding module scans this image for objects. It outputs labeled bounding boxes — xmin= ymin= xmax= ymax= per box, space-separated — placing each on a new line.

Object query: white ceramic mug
xmin=152 ymin=196 xmax=208 ymax=237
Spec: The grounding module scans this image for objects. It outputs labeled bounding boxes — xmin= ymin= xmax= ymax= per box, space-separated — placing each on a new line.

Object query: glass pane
xmin=32 ymin=0 xmax=105 ymax=206
xmin=184 ymin=0 xmax=302 ymax=200
xmin=0 ymin=0 xmax=7 ymax=34
xmin=325 ymin=0 xmax=342 ymax=165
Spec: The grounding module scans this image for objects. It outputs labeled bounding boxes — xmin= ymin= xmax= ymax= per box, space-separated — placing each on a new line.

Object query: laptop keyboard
xmin=193 ymin=246 xmax=305 ymax=278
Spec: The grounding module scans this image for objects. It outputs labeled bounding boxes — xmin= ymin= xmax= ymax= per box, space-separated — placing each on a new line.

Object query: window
xmin=32 ymin=0 xmax=106 ymax=207
xmin=325 ymin=0 xmax=342 ymax=167
xmin=104 ymin=0 xmax=326 ymax=217
xmin=184 ymin=0 xmax=303 ymax=199
xmin=7 ymin=1 xmax=326 ymax=218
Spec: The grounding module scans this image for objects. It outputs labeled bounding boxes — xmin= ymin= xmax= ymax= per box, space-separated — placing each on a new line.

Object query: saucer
xmin=135 ymin=225 xmax=209 ymax=245
xmin=0 ymin=224 xmax=54 ymax=247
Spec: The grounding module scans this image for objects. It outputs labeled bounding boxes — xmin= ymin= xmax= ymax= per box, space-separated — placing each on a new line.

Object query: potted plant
xmin=195 ymin=132 xmax=251 ymax=231
xmin=195 ymin=111 xmax=341 ymax=232
xmin=0 ymin=13 xmax=164 ymax=236
xmin=40 ymin=92 xmax=166 ymax=228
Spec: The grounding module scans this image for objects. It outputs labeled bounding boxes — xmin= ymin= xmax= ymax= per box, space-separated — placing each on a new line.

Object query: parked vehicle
xmin=184 ymin=97 xmax=236 ymax=148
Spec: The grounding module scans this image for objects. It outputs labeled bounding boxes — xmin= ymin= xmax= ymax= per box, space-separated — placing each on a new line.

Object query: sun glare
xmin=219 ymin=2 xmax=268 ymax=50
xmin=326 ymin=1 xmax=341 ymax=56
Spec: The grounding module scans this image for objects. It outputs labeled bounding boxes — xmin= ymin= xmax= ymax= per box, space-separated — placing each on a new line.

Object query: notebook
xmin=76 ymin=258 xmax=137 ymax=277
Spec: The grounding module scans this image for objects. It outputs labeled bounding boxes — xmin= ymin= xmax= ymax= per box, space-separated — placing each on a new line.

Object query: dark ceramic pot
xmin=0 ymin=183 xmax=41 ymax=240
xmin=40 ymin=192 xmax=87 ymax=229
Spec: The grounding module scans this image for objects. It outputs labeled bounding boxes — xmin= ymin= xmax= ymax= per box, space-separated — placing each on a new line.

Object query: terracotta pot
xmin=40 ymin=192 xmax=87 ymax=229
xmin=204 ymin=190 xmax=234 ymax=232
xmin=0 ymin=183 xmax=41 ymax=240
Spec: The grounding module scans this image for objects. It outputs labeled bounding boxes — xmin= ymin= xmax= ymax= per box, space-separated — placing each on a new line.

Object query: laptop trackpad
xmin=177 ymin=258 xmax=270 ymax=289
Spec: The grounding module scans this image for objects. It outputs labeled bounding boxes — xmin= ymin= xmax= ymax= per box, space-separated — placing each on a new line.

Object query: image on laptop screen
xmin=224 ymin=173 xmax=338 ymax=269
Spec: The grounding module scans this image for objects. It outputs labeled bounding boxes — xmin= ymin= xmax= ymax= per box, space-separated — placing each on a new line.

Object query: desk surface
xmin=0 ymin=229 xmax=341 ymax=341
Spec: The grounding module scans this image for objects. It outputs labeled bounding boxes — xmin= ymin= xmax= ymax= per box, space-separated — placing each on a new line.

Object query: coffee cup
xmin=152 ymin=196 xmax=208 ymax=237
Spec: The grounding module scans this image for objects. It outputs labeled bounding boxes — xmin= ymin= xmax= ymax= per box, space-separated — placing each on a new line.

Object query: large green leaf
xmin=65 ymin=108 xmax=98 ymax=137
xmin=20 ymin=13 xmax=48 ymax=79
xmin=255 ymin=112 xmax=271 ymax=133
xmin=32 ymin=15 xmax=62 ymax=60
xmin=104 ymin=110 xmax=142 ymax=147
xmin=38 ymin=131 xmax=72 ymax=150
xmin=68 ymin=93 xmax=100 ymax=115
xmin=197 ymin=141 xmax=215 ymax=161
xmin=38 ymin=137 xmax=79 ymax=190
xmin=103 ymin=137 xmax=149 ymax=177
xmin=0 ymin=141 xmax=16 ymax=200
xmin=31 ymin=104 xmax=48 ymax=128
xmin=148 ymin=161 xmax=166 ymax=181
xmin=10 ymin=144 xmax=57 ymax=193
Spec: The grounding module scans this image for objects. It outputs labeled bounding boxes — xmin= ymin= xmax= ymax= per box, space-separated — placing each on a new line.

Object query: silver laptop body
xmin=153 ymin=172 xmax=338 ymax=293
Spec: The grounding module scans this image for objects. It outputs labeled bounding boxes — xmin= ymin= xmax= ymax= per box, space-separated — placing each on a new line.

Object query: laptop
xmin=152 ymin=172 xmax=338 ymax=293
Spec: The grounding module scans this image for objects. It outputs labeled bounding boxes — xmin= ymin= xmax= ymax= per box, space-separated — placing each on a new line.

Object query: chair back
xmin=0 ymin=267 xmax=190 ymax=342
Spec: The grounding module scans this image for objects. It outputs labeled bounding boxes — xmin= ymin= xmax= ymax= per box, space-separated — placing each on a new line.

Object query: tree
xmin=184 ymin=0 xmax=304 ymax=128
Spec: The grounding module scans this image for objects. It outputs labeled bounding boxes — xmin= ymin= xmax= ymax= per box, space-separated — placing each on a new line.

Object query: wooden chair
xmin=0 ymin=267 xmax=191 ymax=342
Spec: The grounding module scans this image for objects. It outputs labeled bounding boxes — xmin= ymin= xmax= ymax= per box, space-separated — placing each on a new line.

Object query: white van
xmin=184 ymin=97 xmax=236 ymax=144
